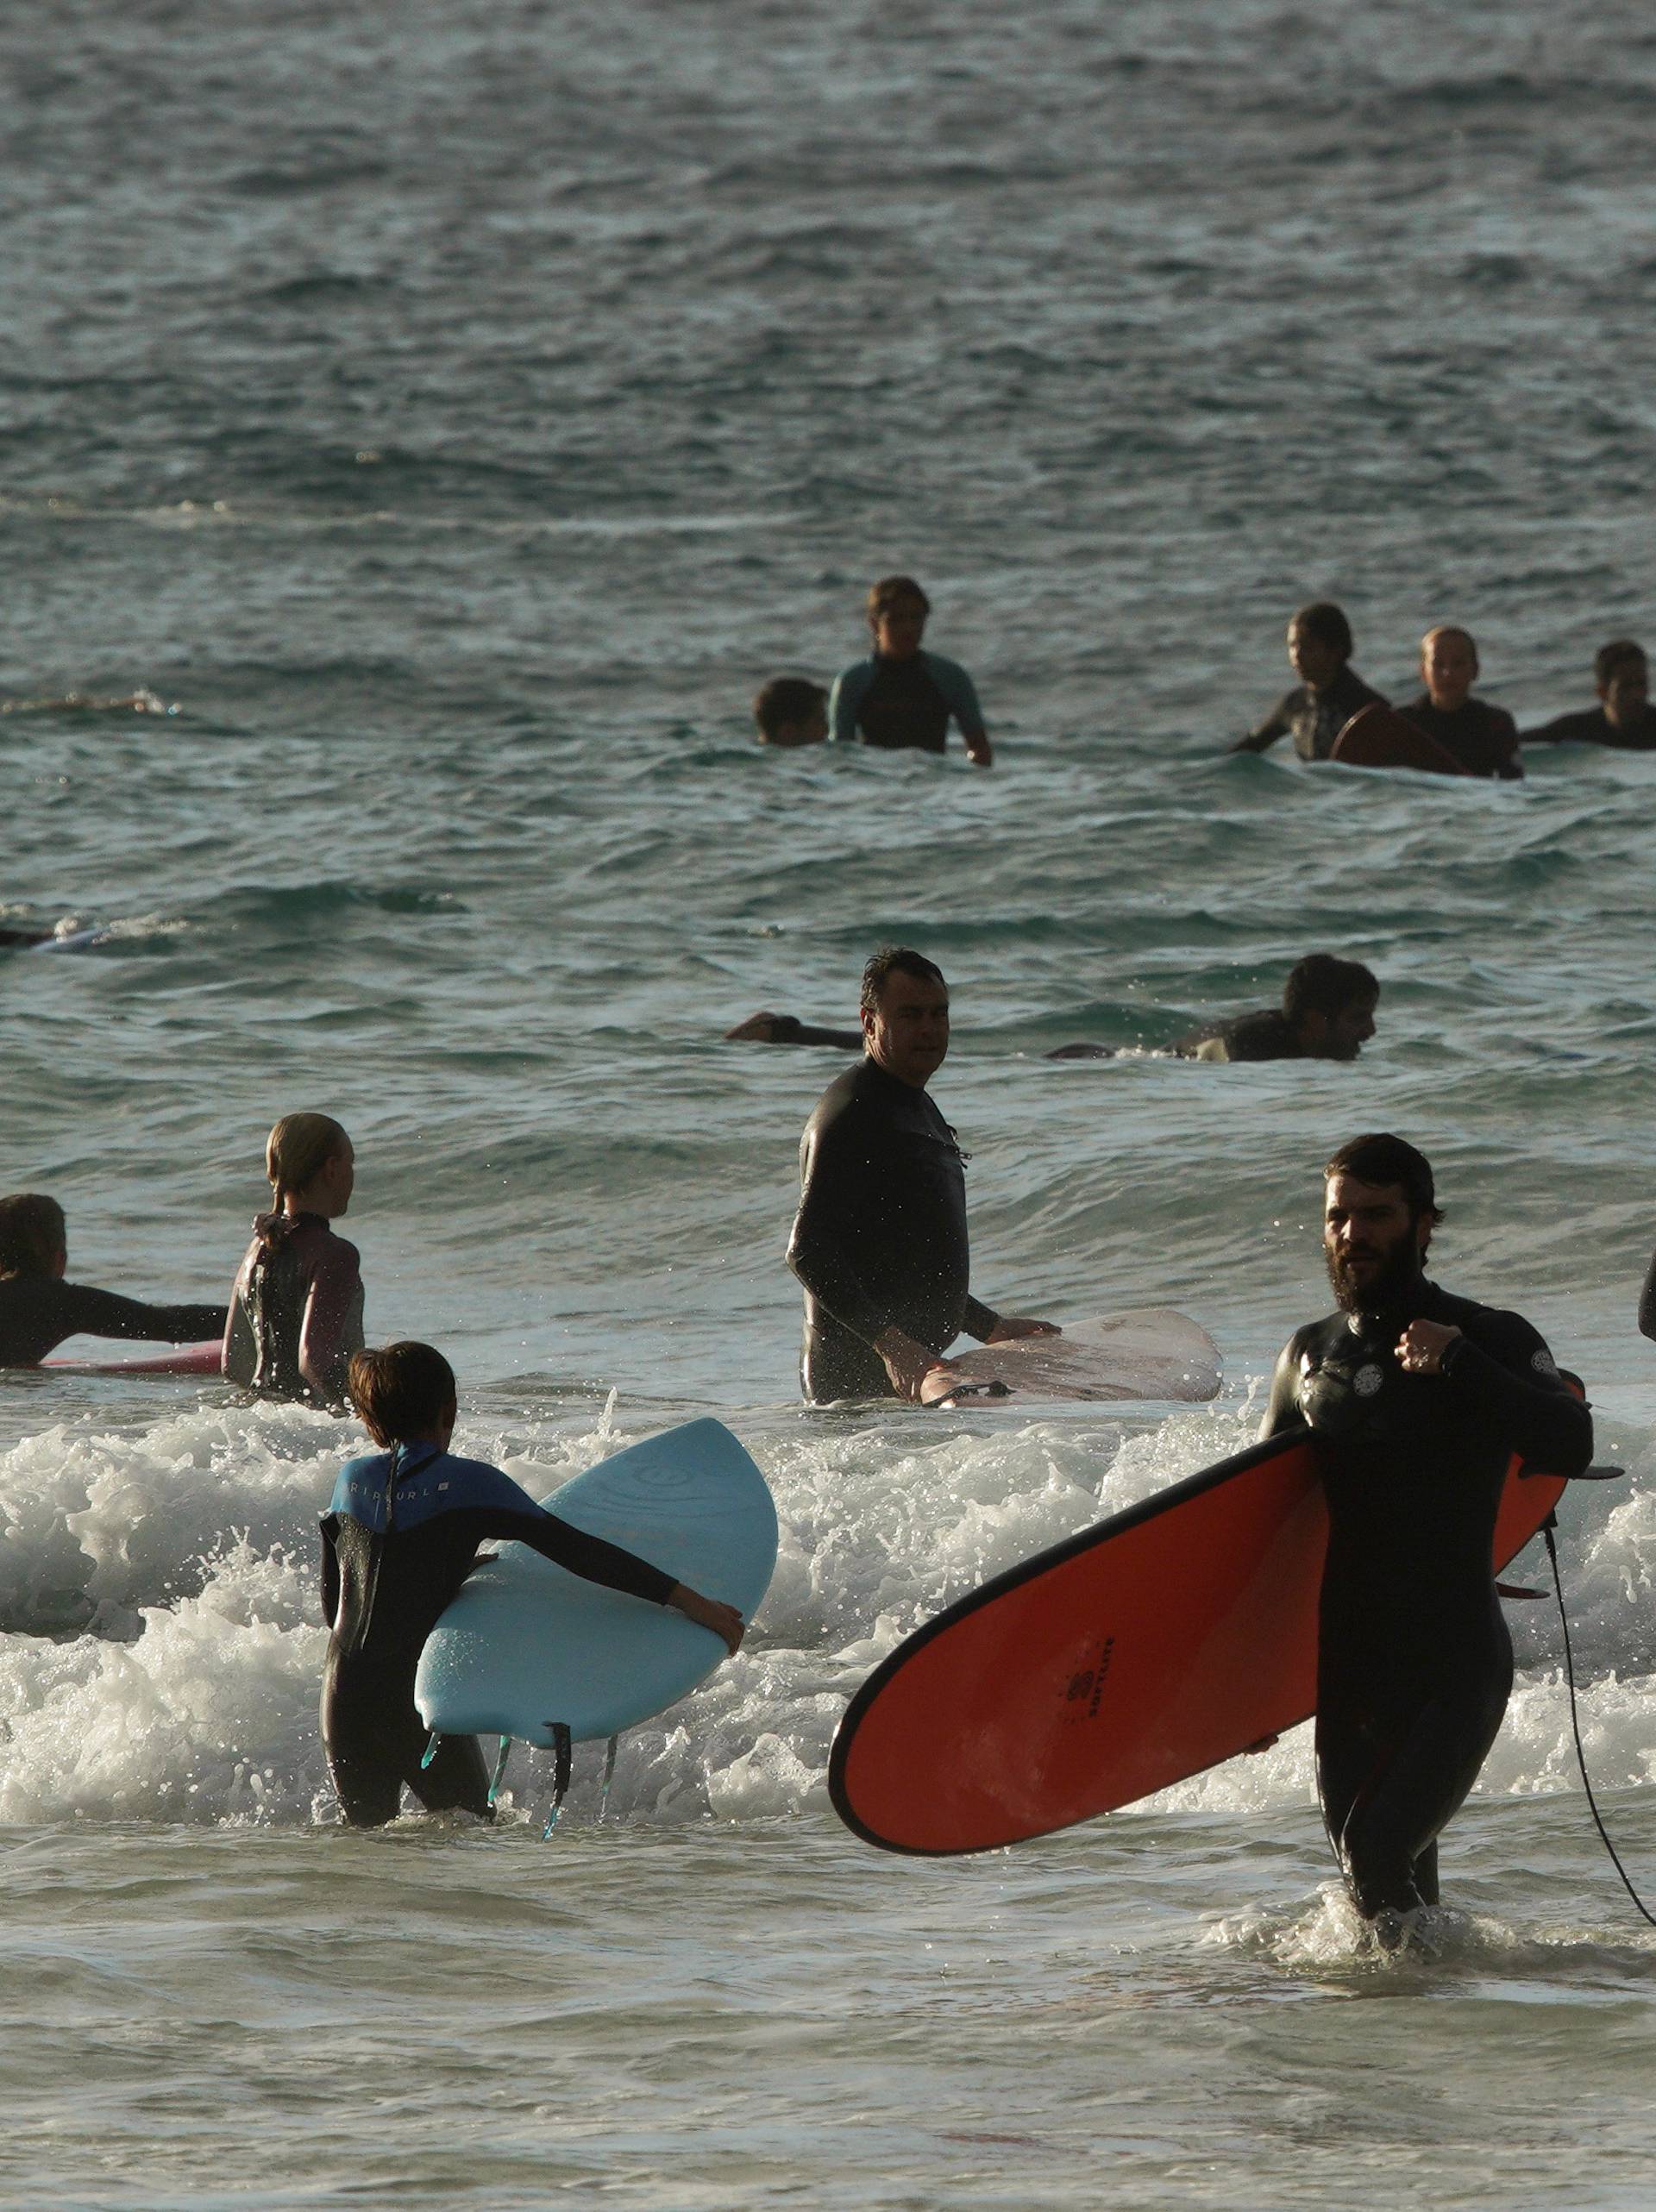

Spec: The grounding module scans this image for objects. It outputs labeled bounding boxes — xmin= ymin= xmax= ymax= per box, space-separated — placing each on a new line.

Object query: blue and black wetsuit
xmin=320 ymin=1445 xmax=677 ymax=1827
xmin=828 ymin=651 xmax=986 ymax=755
xmin=1261 ymin=1279 xmax=1591 ymax=1917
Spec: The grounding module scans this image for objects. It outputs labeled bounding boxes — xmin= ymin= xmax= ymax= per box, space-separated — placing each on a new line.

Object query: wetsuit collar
xmin=388 ymin=1440 xmax=444 ymax=1482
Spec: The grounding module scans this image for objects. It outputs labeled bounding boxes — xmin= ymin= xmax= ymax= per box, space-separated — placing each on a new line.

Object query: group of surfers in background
xmin=754 ymin=573 xmax=1656 ymax=780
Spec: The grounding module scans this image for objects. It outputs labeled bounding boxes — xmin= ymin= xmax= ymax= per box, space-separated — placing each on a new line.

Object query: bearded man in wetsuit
xmin=1259 ymin=1133 xmax=1592 ymax=1933
xmin=787 ymin=947 xmax=1055 ymax=1402
xmin=1231 ymin=602 xmax=1386 ymax=761
xmin=829 ymin=578 xmax=993 ymax=766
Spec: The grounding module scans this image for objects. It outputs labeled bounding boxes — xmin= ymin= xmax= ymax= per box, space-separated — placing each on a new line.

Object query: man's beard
xmin=1326 ymin=1233 xmax=1425 ymax=1314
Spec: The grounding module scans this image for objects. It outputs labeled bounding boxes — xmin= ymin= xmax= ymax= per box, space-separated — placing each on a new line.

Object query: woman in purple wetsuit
xmin=223 ymin=1112 xmax=365 ymax=1411
xmin=0 ymin=1193 xmax=226 ymax=1366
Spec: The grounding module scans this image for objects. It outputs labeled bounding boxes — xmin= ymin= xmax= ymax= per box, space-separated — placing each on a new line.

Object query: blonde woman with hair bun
xmin=223 ymin=1112 xmax=364 ymax=1409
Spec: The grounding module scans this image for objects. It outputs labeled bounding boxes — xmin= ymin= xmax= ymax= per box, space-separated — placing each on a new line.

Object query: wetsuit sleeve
xmin=924 ymin=654 xmax=987 ymax=737
xmin=298 ymin=1239 xmax=364 ymax=1407
xmin=1258 ymin=1334 xmax=1309 ymax=1442
xmin=1439 ymin=1315 xmax=1593 ymax=1476
xmin=829 ymin=662 xmax=873 ymax=743
xmin=1639 ymin=1250 xmax=1656 ymax=1343
xmin=222 ymin=1275 xmax=257 ymax=1384
xmin=786 ymin=1106 xmax=889 ymax=1345
xmin=54 ymin=1283 xmax=228 ymax=1346
xmin=319 ymin=1513 xmax=341 ymax=1627
xmin=1233 ymin=691 xmax=1294 ymax=754
xmin=474 ymin=1506 xmax=678 ymax=1607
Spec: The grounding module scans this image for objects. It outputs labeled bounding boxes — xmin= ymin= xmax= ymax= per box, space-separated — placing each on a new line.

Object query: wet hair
xmin=0 ymin=1194 xmax=66 ymax=1280
xmin=1421 ymin=623 xmax=1477 ymax=663
xmin=1283 ymin=955 xmax=1379 ymax=1026
xmin=753 ymin=676 xmax=827 ymax=738
xmin=866 ymin=575 xmax=932 ymax=630
xmin=860 ymin=945 xmax=946 ymax=1018
xmin=265 ymin=1112 xmax=349 ymax=1211
xmin=1289 ymin=602 xmax=1353 ymax=661
xmin=347 ymin=1340 xmax=458 ymax=1447
xmin=1323 ymin=1133 xmax=1443 ymax=1226
xmin=1595 ymin=638 xmax=1647 ymax=689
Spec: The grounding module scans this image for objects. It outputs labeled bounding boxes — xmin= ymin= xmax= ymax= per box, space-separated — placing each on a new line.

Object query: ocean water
xmin=7 ymin=0 xmax=1656 ymax=2203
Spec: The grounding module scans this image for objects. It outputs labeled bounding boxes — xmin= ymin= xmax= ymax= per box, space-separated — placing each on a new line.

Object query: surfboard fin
xmin=419 ymin=1732 xmax=442 ymax=1771
xmin=599 ymin=1735 xmax=619 ymax=1823
xmin=540 ymin=1722 xmax=574 ymax=1840
xmin=488 ymin=1736 xmax=512 ymax=1808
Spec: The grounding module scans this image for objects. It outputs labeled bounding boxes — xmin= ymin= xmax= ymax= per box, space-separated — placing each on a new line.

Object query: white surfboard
xmin=43 ymin=1339 xmax=223 ymax=1377
xmin=415 ymin=1417 xmax=776 ymax=1749
xmin=920 ymin=1307 xmax=1221 ymax=1407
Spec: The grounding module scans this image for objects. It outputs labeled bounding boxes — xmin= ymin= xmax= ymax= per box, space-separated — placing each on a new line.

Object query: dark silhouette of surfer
xmin=1258 ymin=1133 xmax=1591 ymax=1940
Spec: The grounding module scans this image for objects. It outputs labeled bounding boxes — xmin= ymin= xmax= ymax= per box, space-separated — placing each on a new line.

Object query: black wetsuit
xmin=0 ymin=1275 xmax=227 ymax=1367
xmin=1397 ymin=694 xmax=1523 ymax=780
xmin=320 ymin=1444 xmax=676 ymax=1827
xmin=787 ymin=1056 xmax=997 ymax=1402
xmin=1521 ymin=705 xmax=1656 ymax=750
xmin=1245 ymin=667 xmax=1385 ymax=761
xmin=1175 ymin=1009 xmax=1299 ymax=1062
xmin=1262 ymin=1278 xmax=1591 ymax=1916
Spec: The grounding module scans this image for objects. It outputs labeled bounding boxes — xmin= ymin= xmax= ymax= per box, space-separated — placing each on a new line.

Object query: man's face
xmin=1601 ymin=657 xmax=1649 ymax=727
xmin=1323 ymin=1174 xmax=1427 ymax=1310
xmin=863 ymin=968 xmax=950 ymax=1087
xmin=1301 ymin=995 xmax=1378 ymax=1061
xmin=873 ymin=600 xmax=927 ymax=661
xmin=1287 ymin=619 xmax=1345 ymax=692
xmin=1421 ymin=628 xmax=1477 ymax=711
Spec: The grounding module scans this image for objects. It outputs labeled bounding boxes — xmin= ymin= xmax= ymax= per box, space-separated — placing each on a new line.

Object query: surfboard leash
xmin=1542 ymin=1517 xmax=1656 ymax=1931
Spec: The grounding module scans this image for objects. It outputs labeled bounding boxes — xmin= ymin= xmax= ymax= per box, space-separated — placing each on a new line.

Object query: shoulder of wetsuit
xmin=1219 ymin=1009 xmax=1294 ymax=1062
xmin=828 ymin=657 xmax=877 ymax=733
xmin=917 ymin=649 xmax=981 ymax=709
xmin=330 ymin=1451 xmax=387 ymax=1517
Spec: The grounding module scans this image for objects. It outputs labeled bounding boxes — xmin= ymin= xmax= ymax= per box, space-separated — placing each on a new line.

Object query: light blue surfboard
xmin=415 ymin=1417 xmax=776 ymax=1749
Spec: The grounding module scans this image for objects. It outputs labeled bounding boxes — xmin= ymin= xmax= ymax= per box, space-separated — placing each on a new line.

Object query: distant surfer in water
xmin=1259 ymin=1133 xmax=1591 ymax=1938
xmin=0 ymin=1192 xmax=226 ymax=1366
xmin=223 ymin=1113 xmax=365 ymax=1410
xmin=725 ymin=1010 xmax=863 ymax=1049
xmin=1396 ymin=626 xmax=1522 ymax=780
xmin=1048 ymin=954 xmax=1379 ymax=1064
xmin=322 ymin=1340 xmax=744 ymax=1827
xmin=1522 ymin=639 xmax=1656 ymax=750
xmin=753 ymin=677 xmax=829 ymax=747
xmin=1230 ymin=602 xmax=1386 ymax=761
xmin=829 ymin=577 xmax=993 ymax=765
xmin=787 ymin=946 xmax=1056 ymax=1402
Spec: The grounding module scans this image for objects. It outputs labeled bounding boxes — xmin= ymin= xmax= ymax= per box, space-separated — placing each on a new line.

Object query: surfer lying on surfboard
xmin=0 ymin=1192 xmax=226 ymax=1368
xmin=321 ymin=1341 xmax=744 ymax=1827
xmin=1259 ymin=1133 xmax=1592 ymax=1940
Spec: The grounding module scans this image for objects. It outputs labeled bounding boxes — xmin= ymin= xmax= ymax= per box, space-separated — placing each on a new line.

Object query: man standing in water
xmin=787 ymin=947 xmax=1056 ymax=1402
xmin=1259 ymin=1134 xmax=1591 ymax=1937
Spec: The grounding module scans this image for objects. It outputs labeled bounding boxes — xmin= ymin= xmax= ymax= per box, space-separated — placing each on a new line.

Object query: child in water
xmin=321 ymin=1340 xmax=745 ymax=1827
xmin=223 ymin=1112 xmax=363 ymax=1410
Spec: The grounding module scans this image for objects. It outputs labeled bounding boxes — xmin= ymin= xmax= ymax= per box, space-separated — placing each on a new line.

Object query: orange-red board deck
xmin=1331 ymin=702 xmax=1469 ymax=776
xmin=829 ymin=1429 xmax=1566 ymax=1856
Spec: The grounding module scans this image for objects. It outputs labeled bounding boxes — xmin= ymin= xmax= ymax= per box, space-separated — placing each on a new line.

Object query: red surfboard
xmin=1330 ymin=702 xmax=1469 ymax=776
xmin=829 ymin=1428 xmax=1569 ymax=1856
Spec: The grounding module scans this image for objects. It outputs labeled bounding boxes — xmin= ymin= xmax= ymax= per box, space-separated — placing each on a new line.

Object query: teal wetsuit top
xmin=829 ymin=651 xmax=986 ymax=755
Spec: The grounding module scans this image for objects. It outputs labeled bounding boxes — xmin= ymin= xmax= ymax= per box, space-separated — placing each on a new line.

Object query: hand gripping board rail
xmin=416 ymin=1417 xmax=776 ymax=1748
xmin=829 ymin=1423 xmax=1571 ymax=1856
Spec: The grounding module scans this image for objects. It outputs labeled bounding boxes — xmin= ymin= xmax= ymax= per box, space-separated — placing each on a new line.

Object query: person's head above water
xmin=860 ymin=945 xmax=949 ymax=1088
xmin=348 ymin=1339 xmax=458 ymax=1449
xmin=1286 ymin=602 xmax=1354 ymax=692
xmin=0 ymin=1193 xmax=67 ymax=1281
xmin=866 ymin=576 xmax=932 ymax=663
xmin=1420 ymin=624 xmax=1479 ymax=712
xmin=1595 ymin=639 xmax=1647 ymax=728
xmin=753 ymin=677 xmax=828 ymax=747
xmin=1283 ymin=954 xmax=1380 ymax=1060
xmin=266 ymin=1112 xmax=354 ymax=1221
xmin=1321 ymin=1132 xmax=1441 ymax=1313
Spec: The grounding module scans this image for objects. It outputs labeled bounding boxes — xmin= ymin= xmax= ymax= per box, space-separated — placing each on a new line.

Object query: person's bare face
xmin=1421 ymin=628 xmax=1477 ymax=712
xmin=873 ymin=601 xmax=927 ymax=661
xmin=1287 ymin=620 xmax=1345 ymax=692
xmin=1601 ymin=658 xmax=1649 ymax=728
xmin=863 ymin=968 xmax=950 ymax=1087
xmin=1323 ymin=1175 xmax=1427 ymax=1309
xmin=1301 ymin=997 xmax=1378 ymax=1061
xmin=768 ymin=704 xmax=829 ymax=747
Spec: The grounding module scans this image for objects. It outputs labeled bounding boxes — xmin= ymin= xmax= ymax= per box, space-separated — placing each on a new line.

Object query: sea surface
xmin=6 ymin=1 xmax=1656 ymax=2204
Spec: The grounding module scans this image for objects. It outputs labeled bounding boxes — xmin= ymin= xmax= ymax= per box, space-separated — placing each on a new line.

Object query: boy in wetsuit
xmin=321 ymin=1341 xmax=744 ymax=1827
xmin=753 ymin=677 xmax=828 ymax=746
xmin=828 ymin=577 xmax=992 ymax=765
xmin=1397 ymin=625 xmax=1522 ymax=779
xmin=1258 ymin=1134 xmax=1591 ymax=1934
xmin=1523 ymin=639 xmax=1656 ymax=750
xmin=1231 ymin=602 xmax=1386 ymax=761
xmin=0 ymin=1192 xmax=226 ymax=1366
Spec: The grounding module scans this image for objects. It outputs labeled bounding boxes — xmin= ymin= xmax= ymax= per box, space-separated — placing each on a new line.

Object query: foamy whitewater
xmin=8 ymin=0 xmax=1656 ymax=2204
